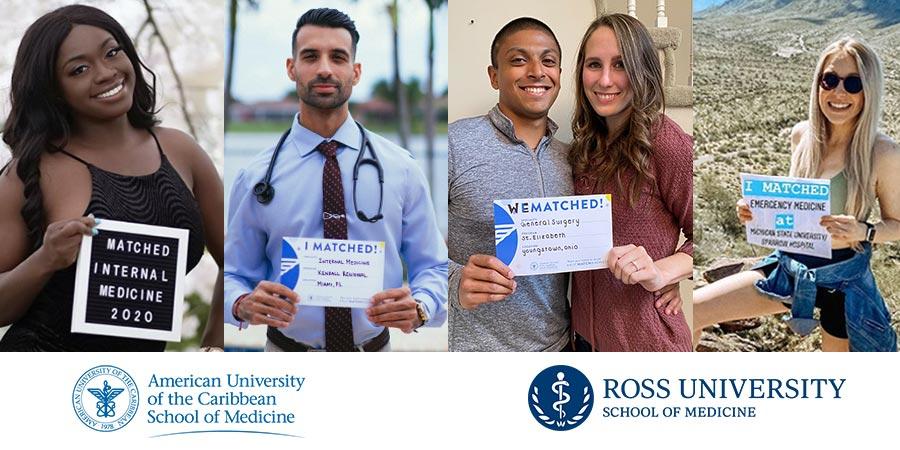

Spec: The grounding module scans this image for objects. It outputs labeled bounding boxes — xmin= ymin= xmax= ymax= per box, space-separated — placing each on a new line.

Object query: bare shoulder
xmin=0 ymin=159 xmax=29 ymax=269
xmin=790 ymin=121 xmax=809 ymax=148
xmin=873 ymin=133 xmax=900 ymax=172
xmin=150 ymin=127 xmax=214 ymax=187
xmin=151 ymin=126 xmax=204 ymax=159
xmin=873 ymin=133 xmax=899 ymax=157
xmin=0 ymin=159 xmax=26 ymax=214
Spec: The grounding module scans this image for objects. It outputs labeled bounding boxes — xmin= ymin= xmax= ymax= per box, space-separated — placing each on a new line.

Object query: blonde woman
xmin=570 ymin=14 xmax=693 ymax=351
xmin=693 ymin=36 xmax=900 ymax=352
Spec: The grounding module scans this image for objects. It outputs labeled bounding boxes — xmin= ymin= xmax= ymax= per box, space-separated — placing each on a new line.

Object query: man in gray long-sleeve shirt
xmin=448 ymin=18 xmax=573 ymax=351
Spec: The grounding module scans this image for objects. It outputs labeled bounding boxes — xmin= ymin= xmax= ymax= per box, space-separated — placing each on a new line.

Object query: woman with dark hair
xmin=693 ymin=36 xmax=900 ymax=352
xmin=569 ymin=14 xmax=693 ymax=351
xmin=0 ymin=5 xmax=223 ymax=351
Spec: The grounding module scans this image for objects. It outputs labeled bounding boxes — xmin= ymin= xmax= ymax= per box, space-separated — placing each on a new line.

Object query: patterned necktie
xmin=318 ymin=140 xmax=355 ymax=352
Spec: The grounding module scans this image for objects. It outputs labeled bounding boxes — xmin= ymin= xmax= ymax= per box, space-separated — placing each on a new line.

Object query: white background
xmin=0 ymin=353 xmax=895 ymax=448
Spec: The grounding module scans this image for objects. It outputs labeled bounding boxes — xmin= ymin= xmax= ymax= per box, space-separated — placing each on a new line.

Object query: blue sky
xmin=694 ymin=0 xmax=729 ymax=12
xmin=230 ymin=0 xmax=448 ymax=103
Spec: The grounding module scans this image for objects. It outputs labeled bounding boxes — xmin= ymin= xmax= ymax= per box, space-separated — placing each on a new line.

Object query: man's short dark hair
xmin=490 ymin=17 xmax=561 ymax=68
xmin=292 ymin=8 xmax=360 ymax=56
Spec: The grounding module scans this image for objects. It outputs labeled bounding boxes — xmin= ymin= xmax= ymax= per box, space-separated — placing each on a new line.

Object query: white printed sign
xmin=280 ymin=237 xmax=385 ymax=308
xmin=741 ymin=173 xmax=832 ymax=258
xmin=493 ymin=194 xmax=613 ymax=276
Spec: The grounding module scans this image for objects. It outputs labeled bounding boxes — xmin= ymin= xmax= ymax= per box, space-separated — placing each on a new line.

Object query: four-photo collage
xmin=1 ymin=0 xmax=898 ymax=353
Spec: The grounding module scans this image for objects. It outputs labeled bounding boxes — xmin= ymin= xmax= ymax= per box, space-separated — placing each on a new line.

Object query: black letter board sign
xmin=72 ymin=219 xmax=189 ymax=341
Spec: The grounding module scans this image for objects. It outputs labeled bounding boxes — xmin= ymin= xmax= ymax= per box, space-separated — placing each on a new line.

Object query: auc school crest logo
xmin=529 ymin=365 xmax=594 ymax=431
xmin=72 ymin=365 xmax=139 ymax=432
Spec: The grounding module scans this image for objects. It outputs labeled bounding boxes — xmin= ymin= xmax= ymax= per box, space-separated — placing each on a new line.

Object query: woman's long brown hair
xmin=569 ymin=14 xmax=664 ymax=206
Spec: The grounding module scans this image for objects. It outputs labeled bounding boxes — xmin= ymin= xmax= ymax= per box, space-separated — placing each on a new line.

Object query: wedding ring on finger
xmin=630 ymin=261 xmax=640 ymax=271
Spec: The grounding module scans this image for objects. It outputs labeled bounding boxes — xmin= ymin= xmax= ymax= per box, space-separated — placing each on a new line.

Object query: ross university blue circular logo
xmin=72 ymin=365 xmax=139 ymax=432
xmin=528 ymin=365 xmax=594 ymax=431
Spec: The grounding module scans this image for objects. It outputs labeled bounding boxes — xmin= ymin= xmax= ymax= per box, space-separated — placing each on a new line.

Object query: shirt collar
xmin=291 ymin=113 xmax=362 ymax=157
xmin=488 ymin=104 xmax=559 ymax=143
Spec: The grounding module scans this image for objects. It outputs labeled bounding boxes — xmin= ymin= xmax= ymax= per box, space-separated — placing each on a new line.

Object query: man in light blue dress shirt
xmin=224 ymin=8 xmax=447 ymax=351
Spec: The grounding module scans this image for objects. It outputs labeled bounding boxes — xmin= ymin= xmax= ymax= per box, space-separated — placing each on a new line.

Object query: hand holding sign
xmin=457 ymin=254 xmax=516 ymax=310
xmin=236 ymin=280 xmax=299 ymax=328
xmin=607 ymin=244 xmax=666 ymax=292
xmin=37 ymin=215 xmax=97 ymax=271
xmin=366 ymin=286 xmax=421 ymax=333
xmin=736 ymin=198 xmax=753 ymax=224
xmin=820 ymin=214 xmax=867 ymax=242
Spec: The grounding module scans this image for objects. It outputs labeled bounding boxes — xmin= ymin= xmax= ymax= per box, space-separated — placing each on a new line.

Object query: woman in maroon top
xmin=569 ymin=14 xmax=693 ymax=351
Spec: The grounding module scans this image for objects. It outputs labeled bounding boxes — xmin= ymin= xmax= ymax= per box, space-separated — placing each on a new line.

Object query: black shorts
xmin=758 ymin=249 xmax=853 ymax=339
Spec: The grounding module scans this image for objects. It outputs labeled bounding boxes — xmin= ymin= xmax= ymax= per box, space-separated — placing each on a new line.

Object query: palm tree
xmin=423 ymin=0 xmax=446 ymax=192
xmin=387 ymin=0 xmax=411 ymax=149
xmin=225 ymin=0 xmax=259 ymax=131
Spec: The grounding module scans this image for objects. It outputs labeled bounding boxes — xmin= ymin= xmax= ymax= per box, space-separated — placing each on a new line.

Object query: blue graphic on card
xmin=493 ymin=203 xmax=518 ymax=266
xmin=742 ymin=179 xmax=829 ymax=200
xmin=280 ymin=239 xmax=300 ymax=290
xmin=775 ymin=213 xmax=795 ymax=230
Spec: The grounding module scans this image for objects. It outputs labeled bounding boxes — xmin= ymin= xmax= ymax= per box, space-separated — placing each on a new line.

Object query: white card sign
xmin=280 ymin=237 xmax=385 ymax=308
xmin=493 ymin=194 xmax=613 ymax=276
xmin=741 ymin=173 xmax=832 ymax=258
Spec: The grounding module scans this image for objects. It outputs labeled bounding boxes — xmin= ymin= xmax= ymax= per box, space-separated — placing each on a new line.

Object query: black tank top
xmin=0 ymin=130 xmax=205 ymax=351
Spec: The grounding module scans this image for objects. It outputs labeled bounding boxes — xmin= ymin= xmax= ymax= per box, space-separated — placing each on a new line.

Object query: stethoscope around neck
xmin=253 ymin=121 xmax=384 ymax=223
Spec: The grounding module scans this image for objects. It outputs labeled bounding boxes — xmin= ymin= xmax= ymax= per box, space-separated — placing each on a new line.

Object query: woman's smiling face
xmin=581 ymin=26 xmax=634 ymax=131
xmin=56 ymin=24 xmax=136 ymax=122
xmin=818 ymin=51 xmax=864 ymax=127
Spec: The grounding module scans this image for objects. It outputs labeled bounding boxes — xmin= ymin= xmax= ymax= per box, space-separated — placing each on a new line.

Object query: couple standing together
xmin=449 ymin=15 xmax=693 ymax=352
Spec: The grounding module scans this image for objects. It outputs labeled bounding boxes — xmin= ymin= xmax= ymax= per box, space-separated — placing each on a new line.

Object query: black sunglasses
xmin=820 ymin=72 xmax=863 ymax=94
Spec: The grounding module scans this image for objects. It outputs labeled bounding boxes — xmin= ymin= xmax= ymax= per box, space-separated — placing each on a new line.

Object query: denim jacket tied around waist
xmin=753 ymin=243 xmax=897 ymax=352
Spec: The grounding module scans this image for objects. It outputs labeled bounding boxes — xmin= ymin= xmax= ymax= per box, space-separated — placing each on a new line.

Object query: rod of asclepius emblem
xmin=552 ymin=372 xmax=570 ymax=425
